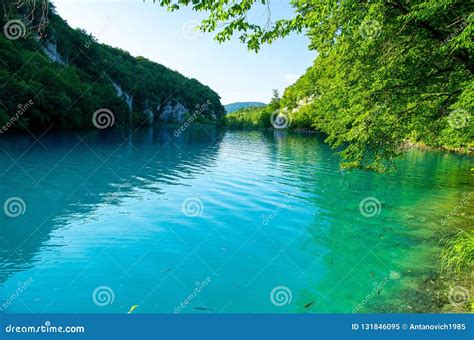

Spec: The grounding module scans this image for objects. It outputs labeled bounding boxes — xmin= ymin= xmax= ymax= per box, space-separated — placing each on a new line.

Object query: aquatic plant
xmin=440 ymin=229 xmax=474 ymax=276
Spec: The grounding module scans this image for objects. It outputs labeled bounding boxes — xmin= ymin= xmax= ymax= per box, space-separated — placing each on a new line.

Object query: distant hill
xmin=224 ymin=102 xmax=266 ymax=114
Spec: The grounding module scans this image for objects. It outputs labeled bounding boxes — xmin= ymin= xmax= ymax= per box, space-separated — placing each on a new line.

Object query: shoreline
xmin=225 ymin=123 xmax=474 ymax=157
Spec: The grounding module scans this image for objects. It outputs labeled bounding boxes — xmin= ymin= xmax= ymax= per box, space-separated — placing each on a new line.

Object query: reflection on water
xmin=0 ymin=126 xmax=472 ymax=313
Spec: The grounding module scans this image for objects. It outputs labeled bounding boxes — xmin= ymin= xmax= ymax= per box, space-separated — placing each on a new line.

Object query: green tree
xmin=156 ymin=0 xmax=473 ymax=170
xmin=0 ymin=1 xmax=225 ymax=133
xmin=269 ymin=88 xmax=280 ymax=110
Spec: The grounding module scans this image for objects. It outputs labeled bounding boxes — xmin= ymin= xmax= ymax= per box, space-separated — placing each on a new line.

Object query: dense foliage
xmin=157 ymin=0 xmax=473 ymax=170
xmin=0 ymin=1 xmax=224 ymax=132
xmin=441 ymin=230 xmax=474 ymax=276
xmin=225 ymin=106 xmax=271 ymax=128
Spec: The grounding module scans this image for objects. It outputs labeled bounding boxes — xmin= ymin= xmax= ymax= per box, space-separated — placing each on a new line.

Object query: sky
xmin=53 ymin=0 xmax=315 ymax=104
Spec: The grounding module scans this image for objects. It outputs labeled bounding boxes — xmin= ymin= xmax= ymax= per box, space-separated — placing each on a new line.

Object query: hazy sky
xmin=53 ymin=0 xmax=315 ymax=104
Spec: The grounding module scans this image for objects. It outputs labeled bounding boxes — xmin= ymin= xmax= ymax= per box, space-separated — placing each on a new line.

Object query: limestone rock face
xmin=159 ymin=102 xmax=188 ymax=123
xmin=111 ymin=81 xmax=133 ymax=112
xmin=42 ymin=40 xmax=67 ymax=65
xmin=142 ymin=100 xmax=155 ymax=124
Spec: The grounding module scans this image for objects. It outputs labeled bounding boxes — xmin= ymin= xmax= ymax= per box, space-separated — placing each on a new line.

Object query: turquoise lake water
xmin=0 ymin=126 xmax=472 ymax=313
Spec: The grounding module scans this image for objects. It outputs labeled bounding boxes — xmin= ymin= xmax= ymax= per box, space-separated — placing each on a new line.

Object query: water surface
xmin=0 ymin=127 xmax=472 ymax=313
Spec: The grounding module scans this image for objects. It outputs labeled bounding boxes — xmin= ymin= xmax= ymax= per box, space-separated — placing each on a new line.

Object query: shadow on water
xmin=0 ymin=125 xmax=224 ymax=285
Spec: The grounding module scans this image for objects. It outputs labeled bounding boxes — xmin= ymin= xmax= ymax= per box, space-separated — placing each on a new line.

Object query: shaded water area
xmin=0 ymin=126 xmax=472 ymax=313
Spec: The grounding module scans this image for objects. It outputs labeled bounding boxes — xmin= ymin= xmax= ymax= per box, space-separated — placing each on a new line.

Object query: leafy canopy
xmin=155 ymin=0 xmax=473 ymax=170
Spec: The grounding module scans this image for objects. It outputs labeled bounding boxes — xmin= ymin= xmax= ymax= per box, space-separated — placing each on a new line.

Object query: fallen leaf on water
xmin=127 ymin=305 xmax=139 ymax=314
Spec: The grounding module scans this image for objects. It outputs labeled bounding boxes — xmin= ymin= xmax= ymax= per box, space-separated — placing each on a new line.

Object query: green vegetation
xmin=440 ymin=229 xmax=473 ymax=312
xmin=155 ymin=1 xmax=473 ymax=311
xmin=0 ymin=2 xmax=224 ymax=132
xmin=441 ymin=230 xmax=474 ymax=276
xmin=225 ymin=106 xmax=271 ymax=129
xmin=225 ymin=90 xmax=286 ymax=128
xmin=157 ymin=0 xmax=473 ymax=171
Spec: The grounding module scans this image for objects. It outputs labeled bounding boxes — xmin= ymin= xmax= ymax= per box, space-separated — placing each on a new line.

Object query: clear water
xmin=0 ymin=126 xmax=472 ymax=313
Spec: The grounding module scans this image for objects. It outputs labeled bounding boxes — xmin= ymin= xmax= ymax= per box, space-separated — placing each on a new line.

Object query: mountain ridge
xmin=224 ymin=102 xmax=266 ymax=114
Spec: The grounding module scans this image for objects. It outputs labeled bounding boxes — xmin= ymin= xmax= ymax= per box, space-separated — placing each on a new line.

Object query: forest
xmin=218 ymin=0 xmax=473 ymax=171
xmin=0 ymin=1 xmax=225 ymax=132
xmin=0 ymin=0 xmax=472 ymax=314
